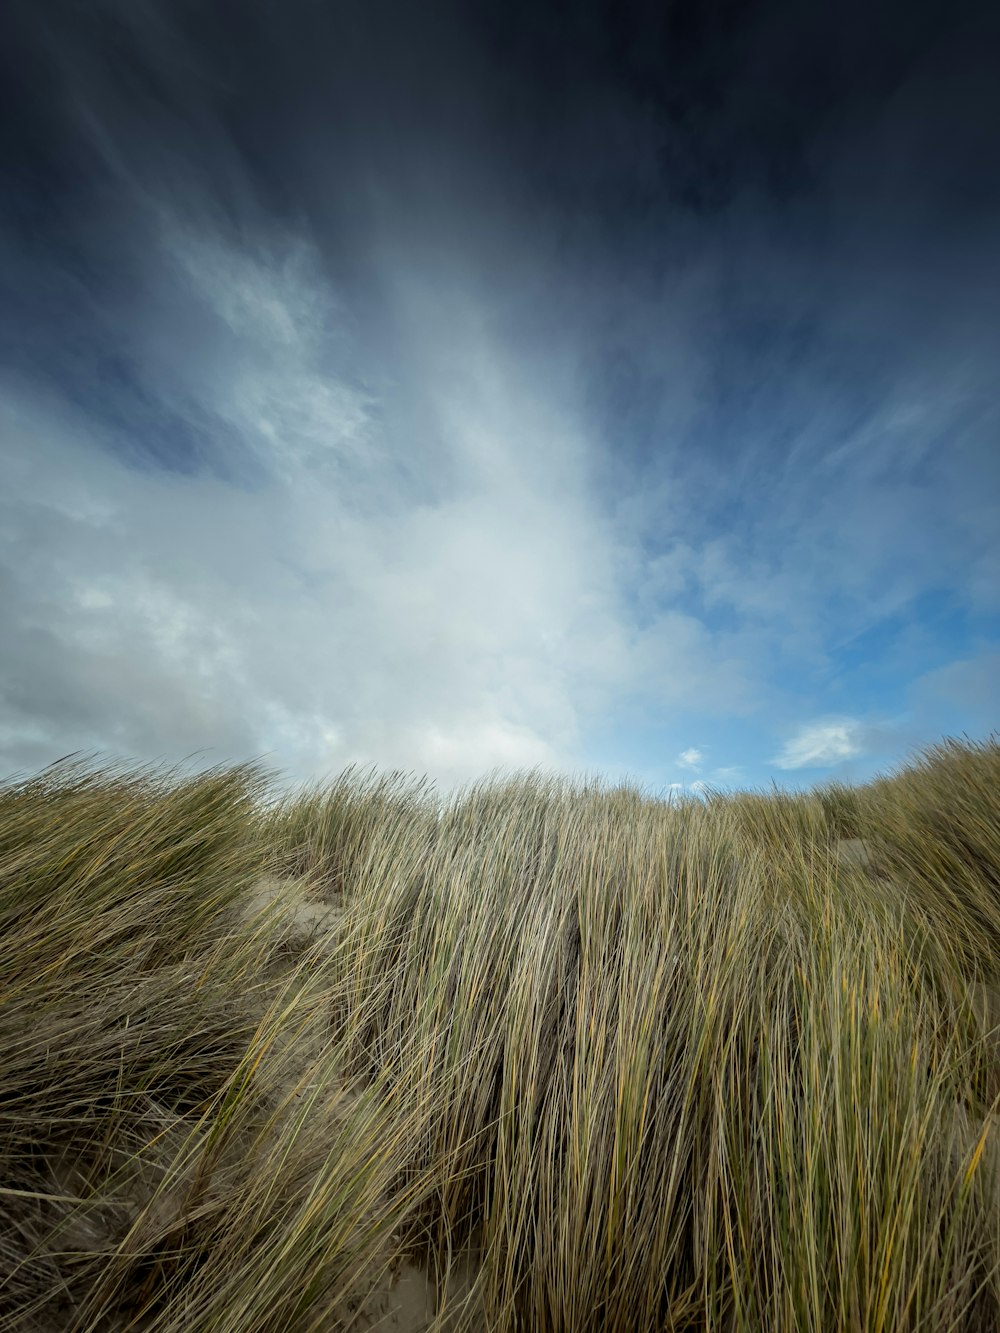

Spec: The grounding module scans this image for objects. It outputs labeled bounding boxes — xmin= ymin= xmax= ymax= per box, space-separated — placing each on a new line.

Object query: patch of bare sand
xmin=834 ymin=838 xmax=872 ymax=869
xmin=342 ymin=1229 xmax=487 ymax=1332
xmin=833 ymin=837 xmax=901 ymax=891
xmin=243 ymin=875 xmax=345 ymax=949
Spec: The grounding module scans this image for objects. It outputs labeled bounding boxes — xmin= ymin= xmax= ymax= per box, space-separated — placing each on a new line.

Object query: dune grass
xmin=1 ymin=736 xmax=999 ymax=1330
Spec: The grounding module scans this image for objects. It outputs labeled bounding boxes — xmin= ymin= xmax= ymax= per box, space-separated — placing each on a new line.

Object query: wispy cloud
xmin=677 ymin=747 xmax=703 ymax=769
xmin=0 ymin=205 xmax=635 ymax=789
xmin=772 ymin=719 xmax=865 ymax=770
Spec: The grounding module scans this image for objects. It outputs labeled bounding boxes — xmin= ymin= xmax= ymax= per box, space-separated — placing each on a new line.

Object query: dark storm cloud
xmin=5 ymin=0 xmax=997 ymax=384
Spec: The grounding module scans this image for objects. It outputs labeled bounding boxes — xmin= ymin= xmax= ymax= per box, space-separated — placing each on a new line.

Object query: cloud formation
xmin=772 ymin=720 xmax=866 ymax=771
xmin=0 ymin=0 xmax=996 ymax=793
xmin=0 ymin=207 xmax=639 ymax=787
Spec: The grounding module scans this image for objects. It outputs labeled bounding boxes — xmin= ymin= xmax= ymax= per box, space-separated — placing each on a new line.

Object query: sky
xmin=0 ymin=0 xmax=997 ymax=798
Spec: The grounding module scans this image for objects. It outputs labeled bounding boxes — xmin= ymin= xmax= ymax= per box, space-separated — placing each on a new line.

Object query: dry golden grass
xmin=1 ymin=737 xmax=999 ymax=1330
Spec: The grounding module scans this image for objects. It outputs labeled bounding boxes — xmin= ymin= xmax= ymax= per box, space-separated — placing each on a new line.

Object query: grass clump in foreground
xmin=0 ymin=737 xmax=998 ymax=1332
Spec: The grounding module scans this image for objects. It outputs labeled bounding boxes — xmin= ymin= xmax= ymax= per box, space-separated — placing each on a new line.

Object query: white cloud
xmin=11 ymin=162 xmax=850 ymax=794
xmin=771 ymin=719 xmax=865 ymax=770
xmin=0 ymin=214 xmax=642 ymax=791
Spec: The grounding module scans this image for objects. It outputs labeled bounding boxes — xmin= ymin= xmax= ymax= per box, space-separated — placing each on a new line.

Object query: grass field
xmin=2 ymin=735 xmax=999 ymax=1331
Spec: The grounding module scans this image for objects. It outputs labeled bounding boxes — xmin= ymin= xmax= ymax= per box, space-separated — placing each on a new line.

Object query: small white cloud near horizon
xmin=772 ymin=719 xmax=865 ymax=770
xmin=665 ymin=781 xmax=705 ymax=803
xmin=677 ymin=747 xmax=703 ymax=769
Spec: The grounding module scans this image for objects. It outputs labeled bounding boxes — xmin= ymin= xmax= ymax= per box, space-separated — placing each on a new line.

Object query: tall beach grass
xmin=1 ymin=737 xmax=998 ymax=1330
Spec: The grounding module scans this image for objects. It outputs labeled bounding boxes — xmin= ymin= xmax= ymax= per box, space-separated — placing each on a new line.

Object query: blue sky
xmin=0 ymin=0 xmax=997 ymax=795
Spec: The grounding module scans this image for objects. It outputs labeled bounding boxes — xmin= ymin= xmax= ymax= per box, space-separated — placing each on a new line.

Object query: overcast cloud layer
xmin=1 ymin=0 xmax=997 ymax=794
